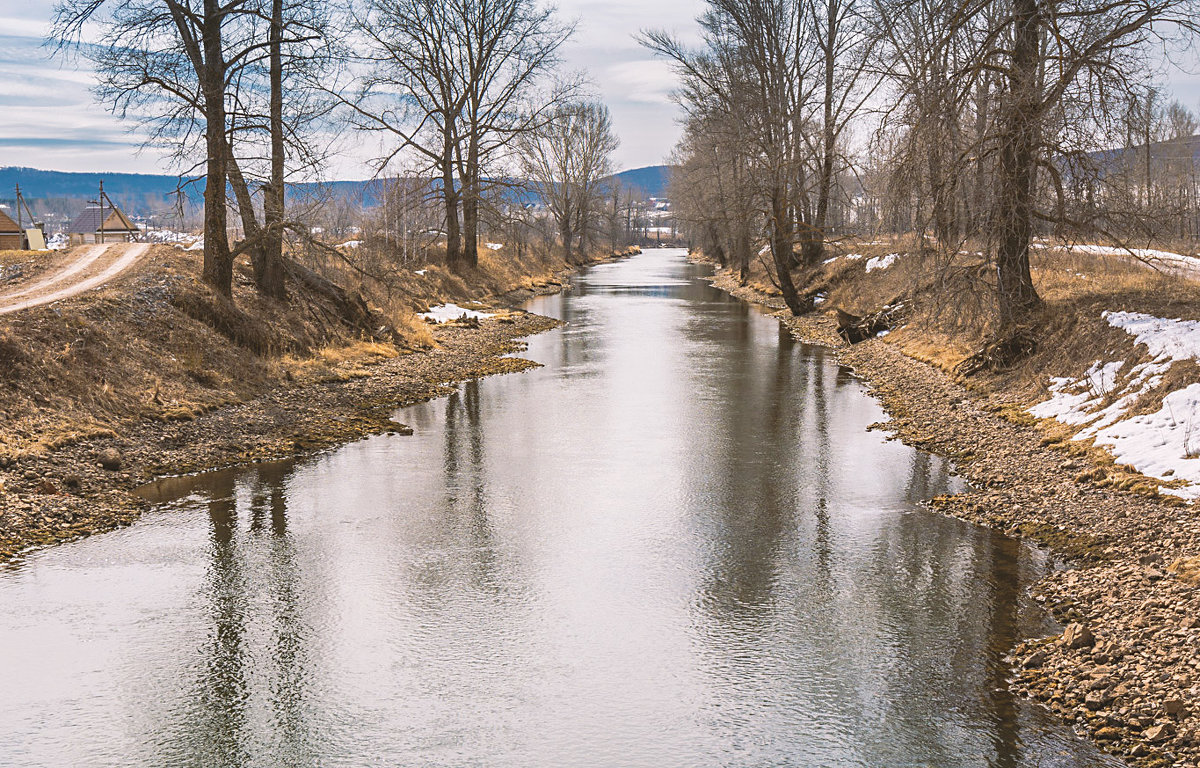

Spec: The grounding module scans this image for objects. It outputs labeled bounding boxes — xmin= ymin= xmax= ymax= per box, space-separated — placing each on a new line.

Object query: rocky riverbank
xmin=0 ymin=310 xmax=561 ymax=563
xmin=703 ymin=261 xmax=1200 ymax=768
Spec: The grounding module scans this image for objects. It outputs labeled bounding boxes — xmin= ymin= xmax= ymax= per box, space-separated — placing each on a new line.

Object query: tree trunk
xmin=256 ymin=0 xmax=288 ymax=301
xmin=808 ymin=0 xmax=838 ymax=267
xmin=770 ymin=189 xmax=807 ymax=315
xmin=560 ymin=213 xmax=574 ymax=262
xmin=461 ymin=136 xmax=479 ymax=269
xmin=227 ymin=154 xmax=261 ymax=247
xmin=200 ymin=0 xmax=232 ymax=297
xmin=442 ymin=142 xmax=463 ymax=268
xmin=993 ymin=0 xmax=1042 ymax=324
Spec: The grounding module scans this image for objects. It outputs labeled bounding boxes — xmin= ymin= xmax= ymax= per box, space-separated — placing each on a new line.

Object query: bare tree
xmin=350 ymin=0 xmax=572 ymax=272
xmin=519 ymin=102 xmax=620 ymax=262
xmin=804 ymin=0 xmax=879 ymax=264
xmin=880 ymin=0 xmax=1200 ymax=323
xmin=52 ymin=0 xmax=337 ymax=300
xmin=644 ymin=0 xmax=820 ymax=314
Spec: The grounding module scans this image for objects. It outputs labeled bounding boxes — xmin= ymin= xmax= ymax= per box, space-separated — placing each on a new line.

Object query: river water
xmin=0 ymin=249 xmax=1122 ymax=767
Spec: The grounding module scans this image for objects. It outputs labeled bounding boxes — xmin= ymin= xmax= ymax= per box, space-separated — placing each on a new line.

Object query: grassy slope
xmin=0 ymin=243 xmax=617 ymax=463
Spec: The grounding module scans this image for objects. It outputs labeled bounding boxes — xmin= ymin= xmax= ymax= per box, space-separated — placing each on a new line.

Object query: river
xmin=0 ymin=249 xmax=1123 ymax=767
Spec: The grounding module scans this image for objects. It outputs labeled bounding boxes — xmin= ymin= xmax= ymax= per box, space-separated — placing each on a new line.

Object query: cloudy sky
xmin=3 ymin=0 xmax=1199 ymax=179
xmin=0 ymin=0 xmax=700 ymax=178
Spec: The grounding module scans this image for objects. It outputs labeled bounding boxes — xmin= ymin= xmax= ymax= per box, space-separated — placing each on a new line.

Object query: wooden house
xmin=0 ymin=209 xmax=21 ymax=250
xmin=68 ymin=204 xmax=139 ymax=245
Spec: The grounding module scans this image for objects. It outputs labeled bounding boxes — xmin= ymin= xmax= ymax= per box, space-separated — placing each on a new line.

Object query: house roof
xmin=0 ymin=208 xmax=18 ymax=234
xmin=68 ymin=205 xmax=138 ymax=235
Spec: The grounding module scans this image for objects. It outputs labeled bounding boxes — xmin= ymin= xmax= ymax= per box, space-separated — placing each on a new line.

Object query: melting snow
xmin=337 ymin=240 xmax=362 ymax=249
xmin=414 ymin=269 xmax=428 ymax=276
xmin=486 ymin=242 xmax=504 ymax=251
xmin=1092 ymin=385 xmax=1200 ymax=499
xmin=824 ymin=253 xmax=863 ymax=264
xmin=420 ymin=303 xmax=494 ymax=323
xmin=1035 ymin=242 xmax=1200 ymax=275
xmin=1029 ymin=310 xmax=1200 ymax=498
xmin=865 ymin=253 xmax=899 ymax=272
xmin=1103 ymin=311 xmax=1200 ymax=363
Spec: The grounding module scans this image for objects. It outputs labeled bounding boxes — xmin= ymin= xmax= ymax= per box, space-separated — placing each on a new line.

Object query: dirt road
xmin=0 ymin=243 xmax=150 ymax=316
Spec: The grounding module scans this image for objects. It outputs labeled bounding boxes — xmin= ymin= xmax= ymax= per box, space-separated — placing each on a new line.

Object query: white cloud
xmin=0 ymin=1 xmax=706 ymax=175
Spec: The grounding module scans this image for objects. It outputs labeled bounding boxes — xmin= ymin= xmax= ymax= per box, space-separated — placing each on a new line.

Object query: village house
xmin=0 ymin=208 xmax=21 ymax=250
xmin=68 ymin=204 xmax=139 ymax=245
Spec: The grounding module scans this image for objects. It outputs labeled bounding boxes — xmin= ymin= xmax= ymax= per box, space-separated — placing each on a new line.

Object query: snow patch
xmin=1094 ymin=385 xmax=1200 ymax=499
xmin=1103 ymin=311 xmax=1200 ymax=364
xmin=865 ymin=253 xmax=899 ymax=272
xmin=1028 ymin=310 xmax=1200 ymax=498
xmin=420 ymin=303 xmax=493 ymax=323
xmin=1035 ymin=242 xmax=1200 ymax=274
xmin=486 ymin=242 xmax=504 ymax=251
xmin=337 ymin=240 xmax=362 ymax=249
xmin=414 ymin=269 xmax=428 ymax=276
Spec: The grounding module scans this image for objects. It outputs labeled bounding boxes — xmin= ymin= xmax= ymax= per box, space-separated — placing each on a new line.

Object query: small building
xmin=68 ymin=204 xmax=140 ymax=245
xmin=0 ymin=209 xmax=21 ymax=250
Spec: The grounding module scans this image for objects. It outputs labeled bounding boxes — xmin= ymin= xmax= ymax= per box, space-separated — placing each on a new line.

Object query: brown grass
xmin=0 ymin=239 xmax=619 ymax=459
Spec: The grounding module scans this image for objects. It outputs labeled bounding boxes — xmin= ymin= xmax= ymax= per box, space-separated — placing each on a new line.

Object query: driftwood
xmin=834 ymin=304 xmax=903 ymax=344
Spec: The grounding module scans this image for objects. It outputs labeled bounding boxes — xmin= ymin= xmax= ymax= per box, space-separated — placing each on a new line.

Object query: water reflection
xmin=0 ymin=249 xmax=1124 ymax=767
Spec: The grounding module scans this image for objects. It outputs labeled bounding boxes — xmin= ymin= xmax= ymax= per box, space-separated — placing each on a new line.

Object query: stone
xmin=1145 ymin=724 xmax=1173 ymax=742
xmin=1163 ymin=698 xmax=1187 ymax=717
xmin=97 ymin=448 xmax=122 ymax=472
xmin=1085 ymin=692 xmax=1111 ymax=710
xmin=1022 ymin=650 xmax=1048 ymax=669
xmin=1064 ymin=623 xmax=1096 ymax=649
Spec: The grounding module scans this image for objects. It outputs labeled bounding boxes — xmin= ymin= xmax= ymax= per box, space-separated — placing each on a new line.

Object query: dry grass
xmin=0 ymin=238 xmax=613 ymax=458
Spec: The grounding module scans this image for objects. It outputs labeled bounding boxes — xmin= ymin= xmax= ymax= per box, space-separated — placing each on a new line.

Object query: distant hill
xmin=0 ymin=164 xmax=676 ymax=218
xmin=611 ymin=166 xmax=671 ymax=199
xmin=0 ymin=167 xmax=202 ymax=214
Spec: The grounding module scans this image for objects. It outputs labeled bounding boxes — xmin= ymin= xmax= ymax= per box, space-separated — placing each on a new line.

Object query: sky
xmin=0 ymin=0 xmax=701 ymax=178
xmin=3 ymin=0 xmax=1200 ymax=179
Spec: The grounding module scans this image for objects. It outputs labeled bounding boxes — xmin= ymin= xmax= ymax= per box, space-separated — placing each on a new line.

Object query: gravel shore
xmin=705 ymin=264 xmax=1200 ymax=768
xmin=0 ymin=310 xmax=560 ymax=563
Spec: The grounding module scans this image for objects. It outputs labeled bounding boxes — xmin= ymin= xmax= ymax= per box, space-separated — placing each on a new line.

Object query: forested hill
xmin=0 ymin=167 xmax=200 ymax=206
xmin=0 ymin=164 xmax=673 ymax=215
xmin=611 ymin=166 xmax=670 ymax=198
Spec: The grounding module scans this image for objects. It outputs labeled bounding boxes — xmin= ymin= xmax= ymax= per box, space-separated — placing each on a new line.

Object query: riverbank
xmin=702 ymin=259 xmax=1200 ymax=768
xmin=0 ymin=246 xmax=638 ymax=563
